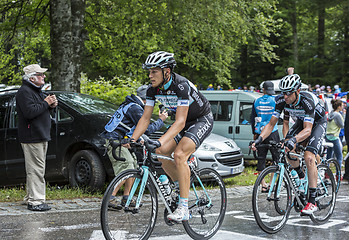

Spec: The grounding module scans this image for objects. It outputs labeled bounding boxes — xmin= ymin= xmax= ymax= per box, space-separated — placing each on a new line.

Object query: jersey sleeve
xmin=301 ymin=97 xmax=315 ymax=124
xmin=175 ymin=82 xmax=190 ymax=107
xmin=272 ymin=94 xmax=285 ymax=119
xmin=145 ymin=87 xmax=156 ymax=107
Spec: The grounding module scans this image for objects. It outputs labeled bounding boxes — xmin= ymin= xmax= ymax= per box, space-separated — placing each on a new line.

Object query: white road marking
xmin=89 ymin=230 xmax=270 ymax=240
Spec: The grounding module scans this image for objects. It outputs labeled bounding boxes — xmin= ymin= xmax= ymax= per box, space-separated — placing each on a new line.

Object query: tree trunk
xmin=50 ymin=0 xmax=84 ymax=92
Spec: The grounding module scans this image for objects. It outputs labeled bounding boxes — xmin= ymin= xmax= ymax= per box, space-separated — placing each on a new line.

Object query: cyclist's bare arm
xmin=259 ymin=115 xmax=278 ymax=140
xmin=282 ymin=118 xmax=289 ymax=138
xmin=251 ymin=115 xmax=278 ymax=150
xmin=131 ymin=105 xmax=153 ymax=140
xmin=293 ymin=121 xmax=312 ymax=143
xmin=158 ymin=105 xmax=189 ymax=146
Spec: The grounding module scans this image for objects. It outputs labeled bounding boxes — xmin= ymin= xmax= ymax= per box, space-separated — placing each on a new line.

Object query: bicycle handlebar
xmin=109 ymin=140 xmax=126 ymax=162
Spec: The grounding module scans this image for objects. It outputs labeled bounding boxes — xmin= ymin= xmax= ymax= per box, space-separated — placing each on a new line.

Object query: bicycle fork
xmin=267 ymin=163 xmax=285 ymax=201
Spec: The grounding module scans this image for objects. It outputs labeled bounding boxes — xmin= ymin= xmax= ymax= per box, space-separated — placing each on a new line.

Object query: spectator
xmin=343 ymin=104 xmax=349 ymax=183
xmin=326 ymin=86 xmax=332 ymax=93
xmin=217 ymin=85 xmax=223 ymax=90
xmin=250 ymin=81 xmax=280 ymax=191
xmin=16 ymin=64 xmax=58 ymax=211
xmin=334 ymin=85 xmax=341 ymax=94
xmin=326 ymin=99 xmax=345 ymax=173
xmin=102 ymin=85 xmax=168 ymax=209
xmin=207 ymin=84 xmax=214 ymax=90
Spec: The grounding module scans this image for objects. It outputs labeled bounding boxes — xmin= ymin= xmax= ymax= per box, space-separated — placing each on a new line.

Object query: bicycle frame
xmin=125 ymin=153 xmax=212 ymax=216
xmin=267 ymin=150 xmax=309 ymax=209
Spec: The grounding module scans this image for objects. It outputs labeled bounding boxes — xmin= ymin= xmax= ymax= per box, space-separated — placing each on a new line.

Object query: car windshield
xmin=55 ymin=92 xmax=117 ymax=114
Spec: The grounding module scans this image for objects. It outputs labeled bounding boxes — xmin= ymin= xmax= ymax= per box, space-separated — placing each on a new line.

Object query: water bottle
xmin=290 ymin=170 xmax=300 ymax=187
xmin=290 ymin=170 xmax=304 ymax=192
xmin=159 ymin=175 xmax=171 ymax=195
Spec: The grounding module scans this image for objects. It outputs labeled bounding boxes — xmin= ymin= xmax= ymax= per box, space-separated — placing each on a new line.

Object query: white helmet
xmin=142 ymin=51 xmax=176 ymax=70
xmin=279 ymin=74 xmax=301 ymax=92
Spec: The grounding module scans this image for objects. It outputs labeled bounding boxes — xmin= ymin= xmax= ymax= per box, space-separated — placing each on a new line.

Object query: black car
xmin=0 ymin=89 xmax=117 ymax=189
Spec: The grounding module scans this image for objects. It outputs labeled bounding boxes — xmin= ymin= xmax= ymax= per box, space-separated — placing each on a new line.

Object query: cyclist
xmin=129 ymin=51 xmax=213 ymax=222
xmin=102 ymin=85 xmax=168 ymax=209
xmin=251 ymin=73 xmax=327 ymax=215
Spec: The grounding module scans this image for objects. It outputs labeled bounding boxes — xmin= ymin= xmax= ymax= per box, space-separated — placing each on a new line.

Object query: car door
xmin=0 ymin=94 xmax=13 ymax=182
xmin=5 ymin=98 xmax=58 ymax=182
xmin=234 ymin=98 xmax=254 ymax=158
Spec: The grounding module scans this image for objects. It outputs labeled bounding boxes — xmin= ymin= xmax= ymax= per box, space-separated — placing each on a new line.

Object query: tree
xmin=50 ymin=0 xmax=85 ymax=91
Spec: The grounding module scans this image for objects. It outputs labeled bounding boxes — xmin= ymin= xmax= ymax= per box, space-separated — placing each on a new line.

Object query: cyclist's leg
xmin=302 ymin=120 xmax=326 ymax=214
xmin=285 ymin=119 xmax=302 ymax=170
xmin=173 ymin=137 xmax=196 ymax=198
xmin=156 ymin=139 xmax=178 ymax=180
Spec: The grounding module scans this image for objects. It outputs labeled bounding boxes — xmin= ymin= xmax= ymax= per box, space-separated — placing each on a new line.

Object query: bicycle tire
xmin=326 ymin=158 xmax=341 ymax=194
xmin=252 ymin=165 xmax=292 ymax=234
xmin=310 ymin=164 xmax=336 ymax=224
xmin=183 ymin=168 xmax=227 ymax=240
xmin=101 ymin=169 xmax=158 ymax=240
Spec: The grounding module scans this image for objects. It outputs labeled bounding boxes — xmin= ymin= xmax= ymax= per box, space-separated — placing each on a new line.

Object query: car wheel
xmin=69 ymin=150 xmax=106 ymax=190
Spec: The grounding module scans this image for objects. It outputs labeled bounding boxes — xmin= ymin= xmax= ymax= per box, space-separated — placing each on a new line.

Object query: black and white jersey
xmin=273 ymin=91 xmax=326 ymax=124
xmin=146 ymin=73 xmax=211 ymax=122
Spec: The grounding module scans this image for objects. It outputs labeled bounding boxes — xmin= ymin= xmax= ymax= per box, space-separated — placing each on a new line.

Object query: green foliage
xmin=0 ymin=0 xmax=51 ymax=85
xmin=80 ymin=73 xmax=142 ymax=105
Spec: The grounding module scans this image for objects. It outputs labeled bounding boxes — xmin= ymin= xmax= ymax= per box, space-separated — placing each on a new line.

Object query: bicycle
xmin=251 ymin=141 xmax=336 ymax=234
xmin=100 ymin=135 xmax=227 ymax=240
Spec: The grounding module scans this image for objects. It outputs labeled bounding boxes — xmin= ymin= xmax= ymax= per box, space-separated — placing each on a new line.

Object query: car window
xmin=55 ymin=92 xmax=117 ymax=114
xmin=0 ymin=95 xmax=13 ymax=128
xmin=209 ymin=101 xmax=233 ymax=121
xmin=239 ymin=102 xmax=252 ymax=125
xmin=57 ymin=108 xmax=73 ymax=122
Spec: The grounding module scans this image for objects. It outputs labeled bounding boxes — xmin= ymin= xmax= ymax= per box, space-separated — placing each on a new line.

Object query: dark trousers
xmin=256 ymin=131 xmax=280 ymax=171
xmin=344 ymin=143 xmax=349 ymax=180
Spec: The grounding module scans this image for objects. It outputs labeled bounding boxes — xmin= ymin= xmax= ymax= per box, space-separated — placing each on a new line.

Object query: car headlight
xmin=199 ymin=143 xmax=222 ymax=151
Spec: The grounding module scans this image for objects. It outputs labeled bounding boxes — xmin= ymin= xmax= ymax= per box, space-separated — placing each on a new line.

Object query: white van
xmin=201 ymin=90 xmax=283 ymax=160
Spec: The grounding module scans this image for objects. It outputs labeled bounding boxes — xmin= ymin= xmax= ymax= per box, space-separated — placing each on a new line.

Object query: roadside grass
xmin=0 ymin=165 xmax=259 ymax=202
xmin=0 ymin=184 xmax=105 ymax=202
xmin=224 ymin=166 xmax=258 ymax=187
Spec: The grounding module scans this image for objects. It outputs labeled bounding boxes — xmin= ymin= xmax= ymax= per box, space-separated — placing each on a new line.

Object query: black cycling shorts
xmin=286 ymin=118 xmax=327 ymax=155
xmin=174 ymin=112 xmax=214 ymax=149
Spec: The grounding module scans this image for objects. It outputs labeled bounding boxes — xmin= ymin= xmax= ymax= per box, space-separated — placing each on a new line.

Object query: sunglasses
xmin=282 ymin=91 xmax=294 ymax=96
xmin=35 ymin=73 xmax=45 ymax=77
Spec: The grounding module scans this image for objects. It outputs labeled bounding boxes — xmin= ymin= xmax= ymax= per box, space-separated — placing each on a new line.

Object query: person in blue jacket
xmin=102 ymin=85 xmax=168 ymax=209
xmin=250 ymin=81 xmax=280 ymax=192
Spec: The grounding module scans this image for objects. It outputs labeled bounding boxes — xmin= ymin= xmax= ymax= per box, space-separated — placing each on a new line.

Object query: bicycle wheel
xmin=310 ymin=164 xmax=336 ymax=224
xmin=183 ymin=168 xmax=227 ymax=240
xmin=101 ymin=169 xmax=158 ymax=240
xmin=252 ymin=165 xmax=292 ymax=234
xmin=326 ymin=158 xmax=341 ymax=194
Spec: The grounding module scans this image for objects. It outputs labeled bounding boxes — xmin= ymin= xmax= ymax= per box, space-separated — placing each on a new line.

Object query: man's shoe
xmin=117 ymin=197 xmax=139 ymax=210
xmin=27 ymin=203 xmax=51 ymax=211
xmin=167 ymin=207 xmax=191 ymax=222
xmin=301 ymin=202 xmax=318 ymax=215
xmin=108 ymin=198 xmax=121 ymax=210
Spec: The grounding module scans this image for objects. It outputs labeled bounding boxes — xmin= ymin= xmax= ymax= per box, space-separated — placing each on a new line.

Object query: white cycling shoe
xmin=167 ymin=207 xmax=191 ymax=222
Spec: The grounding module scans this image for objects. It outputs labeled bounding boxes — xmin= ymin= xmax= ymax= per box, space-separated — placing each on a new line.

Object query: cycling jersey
xmin=146 ymin=73 xmax=211 ymax=122
xmin=273 ymin=91 xmax=326 ymax=124
xmin=273 ymin=91 xmax=327 ymax=155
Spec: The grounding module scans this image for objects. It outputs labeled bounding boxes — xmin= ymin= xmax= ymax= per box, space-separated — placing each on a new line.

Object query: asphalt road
xmin=0 ymin=184 xmax=348 ymax=240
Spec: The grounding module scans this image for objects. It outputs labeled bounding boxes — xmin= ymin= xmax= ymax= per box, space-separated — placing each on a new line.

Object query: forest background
xmin=0 ymin=0 xmax=348 ymax=103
